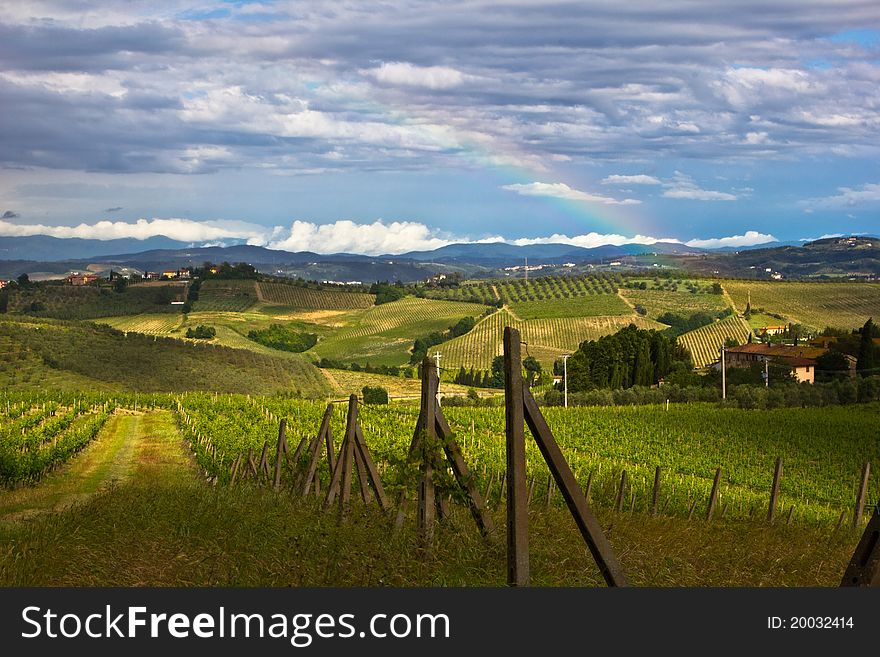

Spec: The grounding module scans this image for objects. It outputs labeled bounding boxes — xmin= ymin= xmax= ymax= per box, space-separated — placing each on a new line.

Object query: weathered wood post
xmin=614 ymin=470 xmax=628 ymax=513
xmin=504 ymin=327 xmax=530 ymax=586
xmin=706 ymin=467 xmax=722 ymax=521
xmin=854 ymin=462 xmax=871 ymax=530
xmin=417 ymin=357 xmax=439 ymax=548
xmin=841 ymin=505 xmax=880 ymax=586
xmin=767 ymin=457 xmax=782 ymax=524
xmin=338 ymin=395 xmax=358 ymax=519
xmin=651 ymin=466 xmax=661 ymax=516
xmin=273 ymin=419 xmax=287 ymax=490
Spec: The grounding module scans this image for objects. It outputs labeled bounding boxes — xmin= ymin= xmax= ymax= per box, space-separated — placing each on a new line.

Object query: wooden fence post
xmin=706 ymin=467 xmax=722 ymax=521
xmin=768 ymin=457 xmax=782 ymax=524
xmin=651 ymin=466 xmax=661 ymax=516
xmin=417 ymin=357 xmax=438 ymax=548
xmin=854 ymin=462 xmax=871 ymax=530
xmin=841 ymin=506 xmax=880 ymax=586
xmin=614 ymin=470 xmax=627 ymax=513
xmin=273 ymin=419 xmax=287 ymax=490
xmin=504 ymin=327 xmax=529 ymax=587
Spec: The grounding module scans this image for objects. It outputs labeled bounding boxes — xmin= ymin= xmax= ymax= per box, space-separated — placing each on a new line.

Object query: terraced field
xmin=309 ymin=297 xmax=486 ymax=366
xmin=724 ymin=280 xmax=880 ymax=331
xmin=257 ymin=282 xmax=374 ymax=309
xmin=678 ymin=315 xmax=754 ymax=369
xmin=194 ymin=280 xmax=259 ymax=312
xmin=620 ymin=287 xmax=732 ymax=319
xmin=438 ymin=308 xmax=664 ymax=370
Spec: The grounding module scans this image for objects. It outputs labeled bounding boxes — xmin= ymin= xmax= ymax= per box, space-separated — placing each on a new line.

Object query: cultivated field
xmin=257 ymin=282 xmax=374 ymax=309
xmin=677 ymin=315 xmax=754 ymax=369
xmin=620 ymin=286 xmax=731 ymax=319
xmin=438 ymin=308 xmax=664 ymax=370
xmin=308 ymin=297 xmax=486 ymax=366
xmin=510 ymin=294 xmax=631 ymax=319
xmin=426 ymin=273 xmax=621 ymax=305
xmin=194 ymin=279 xmax=259 ymax=312
xmin=724 ymin=280 xmax=880 ymax=331
xmin=101 ymin=313 xmax=186 ymax=336
xmin=176 ymin=393 xmax=880 ymax=528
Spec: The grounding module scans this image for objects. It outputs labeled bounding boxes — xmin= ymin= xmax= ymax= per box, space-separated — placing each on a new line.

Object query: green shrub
xmin=362 ymin=386 xmax=389 ymax=404
xmin=247 ymin=325 xmax=318 ymax=352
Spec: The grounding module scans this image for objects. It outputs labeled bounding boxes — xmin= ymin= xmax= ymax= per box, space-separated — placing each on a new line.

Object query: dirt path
xmin=0 ymin=410 xmax=191 ymax=523
xmin=318 ymin=367 xmax=343 ymax=393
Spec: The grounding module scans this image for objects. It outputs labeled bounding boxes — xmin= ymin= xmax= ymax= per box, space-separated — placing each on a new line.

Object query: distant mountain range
xmin=0 ymin=235 xmax=877 ymax=282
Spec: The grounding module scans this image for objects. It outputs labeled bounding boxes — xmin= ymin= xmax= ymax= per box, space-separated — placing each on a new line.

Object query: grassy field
xmin=620 ymin=286 xmax=732 ymax=319
xmin=256 ymin=282 xmax=374 ymax=309
xmin=438 ymin=308 xmax=663 ymax=369
xmin=0 ymin=317 xmax=330 ymax=396
xmin=678 ymin=315 xmax=755 ymax=368
xmin=308 ymin=297 xmax=486 ymax=366
xmin=724 ymin=280 xmax=880 ymax=331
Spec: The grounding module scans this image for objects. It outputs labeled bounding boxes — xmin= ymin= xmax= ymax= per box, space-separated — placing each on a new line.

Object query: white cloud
xmin=367 ymin=62 xmax=469 ymax=89
xmin=803 ymin=182 xmax=880 ymax=208
xmin=510 ymin=233 xmax=675 ymax=248
xmin=601 ymin=175 xmax=661 ymax=186
xmin=685 ymin=231 xmax=777 ymax=248
xmin=662 ymin=173 xmax=737 ymax=201
xmin=502 ymin=182 xmax=641 ymax=205
xmin=0 ymin=217 xmax=271 ymax=243
xmin=268 ymin=220 xmax=451 ymax=255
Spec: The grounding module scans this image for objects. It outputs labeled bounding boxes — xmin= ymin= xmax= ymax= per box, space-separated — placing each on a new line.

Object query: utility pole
xmin=524 ymin=257 xmax=528 ymax=282
xmin=562 ymin=354 xmax=570 ymax=408
xmin=763 ymin=356 xmax=769 ymax=387
xmin=720 ymin=345 xmax=727 ymax=400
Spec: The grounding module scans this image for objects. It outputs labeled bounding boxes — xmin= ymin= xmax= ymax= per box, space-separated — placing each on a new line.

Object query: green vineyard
xmin=677 ymin=315 xmax=754 ymax=369
xmin=101 ymin=313 xmax=187 ymax=336
xmin=0 ymin=392 xmax=115 ymax=485
xmin=724 ymin=280 xmax=880 ymax=331
xmin=194 ymin=280 xmax=259 ymax=312
xmin=257 ymin=282 xmax=375 ymax=309
xmin=426 ymin=273 xmax=623 ymax=305
xmin=438 ymin=308 xmax=664 ymax=370
xmin=173 ymin=392 xmax=880 ymax=526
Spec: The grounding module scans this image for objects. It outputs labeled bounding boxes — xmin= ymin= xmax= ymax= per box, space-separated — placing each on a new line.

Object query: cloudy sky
xmin=1 ymin=1 xmax=878 ymax=254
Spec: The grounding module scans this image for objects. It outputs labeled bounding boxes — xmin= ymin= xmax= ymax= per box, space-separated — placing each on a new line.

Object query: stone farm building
xmin=721 ymin=343 xmax=835 ymax=384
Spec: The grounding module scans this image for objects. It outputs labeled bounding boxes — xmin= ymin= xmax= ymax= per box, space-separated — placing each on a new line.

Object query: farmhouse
xmin=65 ymin=272 xmax=99 ymax=286
xmin=757 ymin=325 xmax=788 ymax=336
xmin=144 ymin=271 xmax=160 ymax=281
xmin=722 ymin=343 xmax=828 ymax=384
